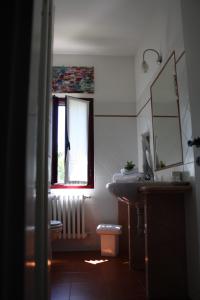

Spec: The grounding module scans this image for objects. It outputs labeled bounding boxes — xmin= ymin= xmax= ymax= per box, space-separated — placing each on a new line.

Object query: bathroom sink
xmin=106 ymin=181 xmax=145 ymax=201
xmin=106 ymin=181 xmax=190 ymax=202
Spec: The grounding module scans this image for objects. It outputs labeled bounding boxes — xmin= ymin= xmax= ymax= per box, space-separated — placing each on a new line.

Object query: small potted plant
xmin=124 ymin=160 xmax=135 ymax=171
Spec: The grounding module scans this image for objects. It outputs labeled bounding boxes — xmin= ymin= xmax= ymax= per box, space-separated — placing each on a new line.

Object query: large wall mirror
xmin=150 ymin=52 xmax=183 ymax=170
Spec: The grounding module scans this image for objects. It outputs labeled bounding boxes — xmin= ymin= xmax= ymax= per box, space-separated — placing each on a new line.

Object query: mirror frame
xmin=150 ymin=51 xmax=183 ymax=171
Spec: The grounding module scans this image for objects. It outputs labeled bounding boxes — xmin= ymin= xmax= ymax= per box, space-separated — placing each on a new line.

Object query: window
xmin=51 ymin=95 xmax=94 ymax=188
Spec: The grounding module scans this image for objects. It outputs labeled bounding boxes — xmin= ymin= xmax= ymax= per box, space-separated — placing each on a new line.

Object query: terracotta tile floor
xmin=50 ymin=251 xmax=146 ymax=300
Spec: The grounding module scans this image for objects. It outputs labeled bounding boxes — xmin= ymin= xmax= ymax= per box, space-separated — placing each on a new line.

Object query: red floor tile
xmin=50 ymin=251 xmax=146 ymax=300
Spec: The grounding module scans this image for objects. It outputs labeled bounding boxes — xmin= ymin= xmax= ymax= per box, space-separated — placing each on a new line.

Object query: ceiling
xmin=53 ymin=0 xmax=159 ymax=56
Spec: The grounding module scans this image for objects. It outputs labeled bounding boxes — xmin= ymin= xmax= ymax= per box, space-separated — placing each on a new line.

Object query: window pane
xmin=66 ymin=98 xmax=88 ymax=184
xmin=57 ymin=106 xmax=65 ymax=183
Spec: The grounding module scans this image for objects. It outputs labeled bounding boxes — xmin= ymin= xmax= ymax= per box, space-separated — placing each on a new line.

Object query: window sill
xmin=50 ymin=184 xmax=94 ymax=189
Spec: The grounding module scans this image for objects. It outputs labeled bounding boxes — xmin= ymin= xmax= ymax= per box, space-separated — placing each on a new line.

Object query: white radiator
xmin=49 ymin=194 xmax=87 ymax=239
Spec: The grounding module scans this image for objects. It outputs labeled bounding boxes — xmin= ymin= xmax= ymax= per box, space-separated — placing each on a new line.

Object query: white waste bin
xmin=96 ymin=224 xmax=122 ymax=257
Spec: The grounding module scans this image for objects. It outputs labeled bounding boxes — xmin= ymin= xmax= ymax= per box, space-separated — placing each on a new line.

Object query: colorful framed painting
xmin=52 ymin=66 xmax=94 ymax=93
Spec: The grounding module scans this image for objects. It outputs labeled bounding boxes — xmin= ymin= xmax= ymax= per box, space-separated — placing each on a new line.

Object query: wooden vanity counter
xmin=118 ymin=182 xmax=191 ymax=300
xmin=138 ymin=181 xmax=191 ymax=193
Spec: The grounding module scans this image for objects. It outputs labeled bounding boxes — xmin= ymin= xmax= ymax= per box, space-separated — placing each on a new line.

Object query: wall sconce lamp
xmin=142 ymin=48 xmax=162 ymax=72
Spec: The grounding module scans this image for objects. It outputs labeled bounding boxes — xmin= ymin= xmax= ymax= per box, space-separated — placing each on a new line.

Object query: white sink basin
xmin=106 ymin=181 xmax=188 ymax=202
xmin=106 ymin=182 xmax=145 ymax=201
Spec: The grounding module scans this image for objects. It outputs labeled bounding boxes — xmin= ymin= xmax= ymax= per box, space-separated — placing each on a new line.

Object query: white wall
xmin=134 ymin=0 xmax=184 ymax=111
xmin=134 ymin=0 xmax=198 ymax=298
xmin=51 ymin=54 xmax=138 ymax=251
xmin=53 ymin=55 xmax=136 ymax=108
xmin=135 ymin=0 xmax=192 ymax=172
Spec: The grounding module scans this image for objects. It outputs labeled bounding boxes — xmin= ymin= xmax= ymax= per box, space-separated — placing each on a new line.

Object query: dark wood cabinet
xmin=118 ymin=183 xmax=191 ymax=300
